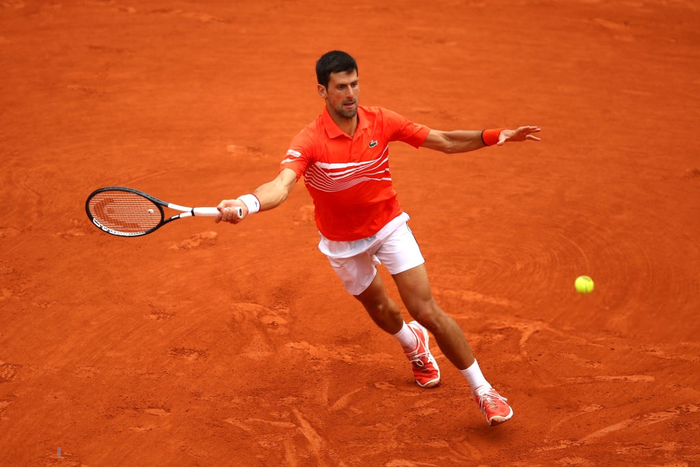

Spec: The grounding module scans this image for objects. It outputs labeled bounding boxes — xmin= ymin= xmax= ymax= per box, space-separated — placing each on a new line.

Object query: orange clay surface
xmin=2 ymin=1 xmax=700 ymax=465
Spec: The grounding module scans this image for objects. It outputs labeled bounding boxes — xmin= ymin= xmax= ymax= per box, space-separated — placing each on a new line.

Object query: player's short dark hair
xmin=316 ymin=51 xmax=358 ymax=89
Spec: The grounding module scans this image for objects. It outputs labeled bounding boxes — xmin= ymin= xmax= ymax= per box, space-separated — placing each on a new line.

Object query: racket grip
xmin=193 ymin=207 xmax=242 ymax=218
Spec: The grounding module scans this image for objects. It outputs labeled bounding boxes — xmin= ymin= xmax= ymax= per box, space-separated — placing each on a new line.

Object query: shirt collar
xmin=322 ymin=105 xmax=370 ymax=139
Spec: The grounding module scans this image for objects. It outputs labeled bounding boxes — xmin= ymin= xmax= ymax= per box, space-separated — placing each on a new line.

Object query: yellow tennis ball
xmin=575 ymin=275 xmax=594 ymax=294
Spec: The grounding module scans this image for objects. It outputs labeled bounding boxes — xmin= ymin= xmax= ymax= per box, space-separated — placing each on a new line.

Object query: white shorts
xmin=319 ymin=213 xmax=425 ymax=296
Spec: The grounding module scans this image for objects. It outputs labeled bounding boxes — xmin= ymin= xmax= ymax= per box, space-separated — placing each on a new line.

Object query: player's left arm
xmin=421 ymin=126 xmax=541 ymax=154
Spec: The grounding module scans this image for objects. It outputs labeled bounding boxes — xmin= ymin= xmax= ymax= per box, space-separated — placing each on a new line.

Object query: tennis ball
xmin=575 ymin=275 xmax=594 ymax=294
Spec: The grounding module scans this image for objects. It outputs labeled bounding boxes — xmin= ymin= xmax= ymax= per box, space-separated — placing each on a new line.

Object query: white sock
xmin=460 ymin=360 xmax=491 ymax=395
xmin=392 ymin=322 xmax=418 ymax=352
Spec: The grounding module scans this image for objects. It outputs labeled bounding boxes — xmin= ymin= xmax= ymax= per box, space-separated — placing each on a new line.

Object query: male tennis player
xmin=217 ymin=50 xmax=540 ymax=426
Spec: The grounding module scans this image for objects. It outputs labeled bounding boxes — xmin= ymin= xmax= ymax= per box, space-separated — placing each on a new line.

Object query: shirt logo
xmin=369 ymin=140 xmax=378 ymax=148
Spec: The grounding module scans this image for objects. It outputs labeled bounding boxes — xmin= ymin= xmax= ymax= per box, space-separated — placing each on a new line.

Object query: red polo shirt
xmin=281 ymin=106 xmax=430 ymax=241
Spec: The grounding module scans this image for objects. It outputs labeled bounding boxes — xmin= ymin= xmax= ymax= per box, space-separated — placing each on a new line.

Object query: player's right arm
xmin=216 ymin=168 xmax=298 ymax=224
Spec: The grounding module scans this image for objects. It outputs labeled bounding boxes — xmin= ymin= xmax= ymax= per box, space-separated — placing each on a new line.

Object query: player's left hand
xmin=498 ymin=126 xmax=541 ymax=145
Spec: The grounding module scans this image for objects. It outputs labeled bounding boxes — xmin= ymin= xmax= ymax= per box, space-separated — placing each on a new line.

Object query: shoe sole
xmin=487 ymin=406 xmax=514 ymax=426
xmin=408 ymin=321 xmax=441 ymax=388
xmin=417 ymin=379 xmax=441 ymax=389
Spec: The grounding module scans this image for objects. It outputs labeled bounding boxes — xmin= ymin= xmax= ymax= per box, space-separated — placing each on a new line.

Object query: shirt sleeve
xmin=280 ymin=128 xmax=313 ymax=179
xmin=381 ymin=108 xmax=430 ymax=148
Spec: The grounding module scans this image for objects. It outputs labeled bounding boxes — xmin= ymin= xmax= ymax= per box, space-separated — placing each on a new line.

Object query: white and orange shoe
xmin=474 ymin=386 xmax=513 ymax=426
xmin=405 ymin=321 xmax=441 ymax=388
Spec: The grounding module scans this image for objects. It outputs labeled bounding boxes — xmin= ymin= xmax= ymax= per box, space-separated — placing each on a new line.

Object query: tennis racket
xmin=85 ymin=186 xmax=241 ymax=237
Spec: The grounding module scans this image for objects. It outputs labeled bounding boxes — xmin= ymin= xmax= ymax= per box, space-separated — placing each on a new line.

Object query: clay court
xmin=2 ymin=0 xmax=700 ymax=465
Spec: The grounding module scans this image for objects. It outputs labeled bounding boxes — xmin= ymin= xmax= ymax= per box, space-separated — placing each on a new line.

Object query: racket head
xmin=85 ymin=187 xmax=166 ymax=237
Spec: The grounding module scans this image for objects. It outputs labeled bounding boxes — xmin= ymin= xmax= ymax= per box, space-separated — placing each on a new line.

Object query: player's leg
xmin=355 ymin=270 xmax=441 ymax=388
xmin=379 ymin=224 xmax=513 ymax=425
xmin=354 ymin=272 xmax=403 ymax=334
xmin=393 ymin=265 xmax=514 ymax=425
xmin=353 ymin=272 xmax=436 ymax=374
xmin=372 ymin=223 xmax=474 ymax=368
xmin=327 ymin=251 xmax=414 ymax=342
xmin=327 ymin=250 xmax=433 ymax=381
xmin=392 ymin=264 xmax=475 ymax=369
xmin=327 ymin=248 xmax=404 ymax=333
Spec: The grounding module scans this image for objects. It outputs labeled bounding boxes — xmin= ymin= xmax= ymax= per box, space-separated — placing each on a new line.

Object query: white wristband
xmin=237 ymin=194 xmax=261 ymax=215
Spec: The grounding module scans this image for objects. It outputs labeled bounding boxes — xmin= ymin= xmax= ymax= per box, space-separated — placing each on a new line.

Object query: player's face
xmin=319 ymin=70 xmax=359 ymax=120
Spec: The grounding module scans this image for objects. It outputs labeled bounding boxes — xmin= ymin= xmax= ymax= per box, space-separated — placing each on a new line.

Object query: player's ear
xmin=317 ymin=84 xmax=327 ymax=99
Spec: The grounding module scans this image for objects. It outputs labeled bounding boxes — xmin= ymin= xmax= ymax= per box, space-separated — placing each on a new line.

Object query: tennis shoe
xmin=474 ymin=386 xmax=513 ymax=426
xmin=405 ymin=321 xmax=441 ymax=388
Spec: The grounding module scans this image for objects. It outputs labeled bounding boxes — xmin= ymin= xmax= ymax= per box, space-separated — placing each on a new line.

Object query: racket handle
xmin=192 ymin=207 xmax=242 ymax=218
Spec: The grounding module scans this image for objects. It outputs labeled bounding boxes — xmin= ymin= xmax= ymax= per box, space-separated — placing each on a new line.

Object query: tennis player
xmin=217 ymin=50 xmax=540 ymax=426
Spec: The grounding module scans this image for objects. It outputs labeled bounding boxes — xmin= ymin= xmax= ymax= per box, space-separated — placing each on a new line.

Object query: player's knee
xmin=409 ymin=300 xmax=446 ymax=332
xmin=363 ymin=297 xmax=396 ymax=318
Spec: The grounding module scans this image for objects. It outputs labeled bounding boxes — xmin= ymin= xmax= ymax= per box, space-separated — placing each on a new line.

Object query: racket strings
xmin=88 ymin=191 xmax=162 ymax=233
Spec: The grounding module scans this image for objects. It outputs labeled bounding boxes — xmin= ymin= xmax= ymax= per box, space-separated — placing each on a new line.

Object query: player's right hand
xmin=216 ymin=199 xmax=245 ymax=224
